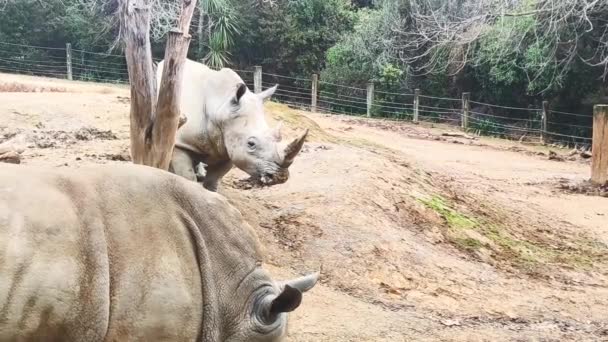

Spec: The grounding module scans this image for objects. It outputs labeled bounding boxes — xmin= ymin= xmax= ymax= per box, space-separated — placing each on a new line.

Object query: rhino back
xmin=0 ymin=165 xmax=111 ymax=341
xmin=0 ymin=164 xmax=263 ymax=341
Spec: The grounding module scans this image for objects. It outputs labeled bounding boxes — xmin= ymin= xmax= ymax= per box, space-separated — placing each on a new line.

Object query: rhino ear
xmin=257 ymin=272 xmax=319 ymax=324
xmin=258 ymin=84 xmax=278 ymax=102
xmin=268 ymin=272 xmax=318 ymax=317
xmin=284 ymin=272 xmax=319 ymax=293
xmin=234 ymin=83 xmax=247 ymax=103
xmin=269 ymin=285 xmax=302 ymax=316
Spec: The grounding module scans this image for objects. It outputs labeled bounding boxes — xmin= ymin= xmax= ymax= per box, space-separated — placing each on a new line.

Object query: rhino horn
xmin=281 ymin=129 xmax=308 ymax=167
xmin=273 ymin=121 xmax=283 ymax=142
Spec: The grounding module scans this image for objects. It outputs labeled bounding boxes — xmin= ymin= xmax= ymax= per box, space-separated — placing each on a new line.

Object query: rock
xmin=548 ymin=151 xmax=565 ymax=162
xmin=0 ymin=151 xmax=21 ymax=164
xmin=440 ymin=319 xmax=461 ymax=327
xmin=580 ymin=151 xmax=592 ymax=159
xmin=104 ymin=152 xmax=131 ymax=162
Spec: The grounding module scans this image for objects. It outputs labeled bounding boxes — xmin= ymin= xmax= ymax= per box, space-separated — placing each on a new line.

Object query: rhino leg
xmin=202 ymin=161 xmax=233 ymax=192
xmin=169 ymin=147 xmax=197 ymax=182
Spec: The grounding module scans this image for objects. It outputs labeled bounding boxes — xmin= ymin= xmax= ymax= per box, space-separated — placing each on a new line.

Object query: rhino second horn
xmin=281 ymin=129 xmax=309 ymax=167
xmin=273 ymin=121 xmax=283 ymax=142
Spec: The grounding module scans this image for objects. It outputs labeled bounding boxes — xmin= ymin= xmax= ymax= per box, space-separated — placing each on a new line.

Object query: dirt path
xmin=2 ymin=74 xmax=608 ymax=341
xmin=309 ymin=113 xmax=608 ymax=245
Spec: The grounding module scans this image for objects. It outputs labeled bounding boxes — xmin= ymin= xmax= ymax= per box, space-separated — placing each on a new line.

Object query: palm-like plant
xmin=199 ymin=0 xmax=240 ymax=68
xmin=203 ymin=32 xmax=231 ymax=68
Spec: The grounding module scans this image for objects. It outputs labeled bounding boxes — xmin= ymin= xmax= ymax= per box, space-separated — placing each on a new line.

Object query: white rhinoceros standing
xmin=157 ymin=59 xmax=308 ymax=191
xmin=0 ymin=163 xmax=318 ymax=341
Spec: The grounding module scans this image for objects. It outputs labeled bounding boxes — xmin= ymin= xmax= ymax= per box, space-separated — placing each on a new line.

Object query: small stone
xmin=440 ymin=319 xmax=461 ymax=327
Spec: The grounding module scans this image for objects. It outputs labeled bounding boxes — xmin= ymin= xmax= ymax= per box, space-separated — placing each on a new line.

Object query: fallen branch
xmin=441 ymin=132 xmax=476 ymax=140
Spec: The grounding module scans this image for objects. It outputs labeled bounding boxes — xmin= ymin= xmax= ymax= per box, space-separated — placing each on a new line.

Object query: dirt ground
xmin=2 ymin=73 xmax=608 ymax=341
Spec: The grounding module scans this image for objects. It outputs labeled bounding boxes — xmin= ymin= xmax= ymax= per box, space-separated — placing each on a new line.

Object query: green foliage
xmin=231 ymin=0 xmax=354 ymax=78
xmin=469 ymin=118 xmax=504 ymax=136
xmin=378 ymin=64 xmax=402 ymax=86
xmin=418 ymin=194 xmax=601 ymax=269
xmin=203 ymin=33 xmax=232 ymax=68
xmin=322 ymin=6 xmax=398 ymax=88
xmin=200 ymin=0 xmax=242 ymax=67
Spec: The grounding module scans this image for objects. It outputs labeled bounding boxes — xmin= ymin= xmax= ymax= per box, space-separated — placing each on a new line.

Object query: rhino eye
xmin=247 ymin=139 xmax=257 ymax=151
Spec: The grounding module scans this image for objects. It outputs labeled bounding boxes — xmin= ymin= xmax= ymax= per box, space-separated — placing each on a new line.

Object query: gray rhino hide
xmin=0 ymin=164 xmax=316 ymax=341
xmin=157 ymin=59 xmax=308 ymax=192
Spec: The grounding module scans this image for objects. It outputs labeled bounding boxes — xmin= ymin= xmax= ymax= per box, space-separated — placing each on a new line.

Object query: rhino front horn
xmin=281 ymin=129 xmax=308 ymax=167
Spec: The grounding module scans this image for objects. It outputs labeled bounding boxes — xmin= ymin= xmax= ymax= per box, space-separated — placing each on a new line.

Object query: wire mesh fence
xmin=0 ymin=40 xmax=596 ymax=147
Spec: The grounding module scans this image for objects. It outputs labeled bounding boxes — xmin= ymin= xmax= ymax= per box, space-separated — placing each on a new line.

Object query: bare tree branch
xmin=391 ymin=0 xmax=608 ymax=87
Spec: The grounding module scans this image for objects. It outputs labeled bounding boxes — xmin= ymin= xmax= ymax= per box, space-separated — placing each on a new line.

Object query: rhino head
xmin=221 ymin=83 xmax=308 ymax=186
xmin=228 ymin=272 xmax=319 ymax=341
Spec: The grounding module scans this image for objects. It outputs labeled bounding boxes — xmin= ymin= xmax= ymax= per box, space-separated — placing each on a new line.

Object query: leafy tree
xmin=231 ymin=0 xmax=355 ymax=77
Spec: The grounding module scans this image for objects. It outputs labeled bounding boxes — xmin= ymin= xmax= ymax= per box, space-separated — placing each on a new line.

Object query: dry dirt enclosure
xmin=2 ymin=73 xmax=608 ymax=341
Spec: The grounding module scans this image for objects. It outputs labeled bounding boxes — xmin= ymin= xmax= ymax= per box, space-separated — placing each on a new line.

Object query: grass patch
xmin=419 ymin=196 xmax=477 ymax=230
xmin=417 ymin=195 xmax=600 ymax=270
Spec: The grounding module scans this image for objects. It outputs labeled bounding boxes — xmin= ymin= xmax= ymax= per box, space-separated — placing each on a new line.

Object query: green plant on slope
xmin=417 ymin=195 xmax=600 ymax=270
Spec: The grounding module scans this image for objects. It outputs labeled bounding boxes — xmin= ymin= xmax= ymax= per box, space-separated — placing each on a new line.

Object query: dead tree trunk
xmin=120 ymin=0 xmax=197 ymax=170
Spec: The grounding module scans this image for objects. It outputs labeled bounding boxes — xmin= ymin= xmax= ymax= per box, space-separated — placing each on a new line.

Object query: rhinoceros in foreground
xmin=0 ymin=163 xmax=317 ymax=341
xmin=157 ymin=59 xmax=308 ymax=192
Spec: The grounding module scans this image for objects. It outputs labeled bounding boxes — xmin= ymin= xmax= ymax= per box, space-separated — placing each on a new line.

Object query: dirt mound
xmin=265 ymin=102 xmax=337 ymax=143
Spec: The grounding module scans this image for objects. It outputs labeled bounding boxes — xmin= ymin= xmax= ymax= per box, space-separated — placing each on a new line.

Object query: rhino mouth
xmin=243 ymin=168 xmax=290 ymax=188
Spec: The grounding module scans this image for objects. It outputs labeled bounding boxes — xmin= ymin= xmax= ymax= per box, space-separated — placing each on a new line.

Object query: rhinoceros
xmin=156 ymin=59 xmax=308 ymax=192
xmin=0 ymin=163 xmax=318 ymax=341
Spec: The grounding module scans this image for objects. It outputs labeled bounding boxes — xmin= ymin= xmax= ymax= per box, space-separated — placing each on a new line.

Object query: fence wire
xmin=0 ymin=40 xmax=597 ymax=146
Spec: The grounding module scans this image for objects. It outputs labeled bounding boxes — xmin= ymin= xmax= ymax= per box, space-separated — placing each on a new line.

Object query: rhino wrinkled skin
xmin=0 ymin=163 xmax=317 ymax=341
xmin=156 ymin=59 xmax=308 ymax=192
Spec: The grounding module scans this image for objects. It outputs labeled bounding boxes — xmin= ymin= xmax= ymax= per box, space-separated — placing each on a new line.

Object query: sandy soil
xmin=1 ymin=73 xmax=608 ymax=341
